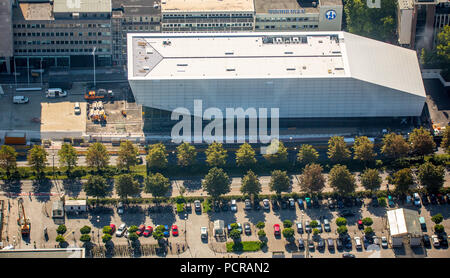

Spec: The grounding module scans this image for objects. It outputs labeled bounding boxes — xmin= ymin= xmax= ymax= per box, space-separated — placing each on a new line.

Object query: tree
xmin=56 ymin=235 xmax=66 ymax=245
xmin=146 ymin=143 xmax=168 ymax=170
xmin=27 ymin=145 xmax=48 ymax=174
xmin=377 ymin=197 xmax=387 ymax=207
xmin=344 ymin=0 xmax=397 ymax=42
xmin=102 ymin=226 xmax=112 ymax=234
xmin=431 ymin=213 xmax=444 ymax=224
xmin=153 ymin=225 xmax=165 ymax=243
xmin=115 ymin=174 xmax=140 ymax=200
xmin=436 ymin=25 xmax=450 ymax=79
xmin=235 ymin=143 xmax=257 ymax=168
xmin=240 ymin=170 xmax=261 ymax=199
xmin=353 ymin=136 xmax=376 ymax=164
xmin=283 ymin=220 xmax=292 ymax=228
xmin=392 ymin=168 xmax=414 ymax=194
xmin=102 ymin=234 xmax=112 ymax=243
xmin=229 ymin=229 xmax=241 ymax=241
xmin=327 ymin=136 xmax=351 ymax=163
xmin=205 ymin=142 xmax=228 ymax=167
xmin=144 ymin=172 xmax=171 ymax=199
xmin=337 ymin=226 xmax=348 ymax=235
xmin=297 ymin=144 xmax=319 ymax=165
xmin=58 ymin=143 xmax=78 ymax=172
xmin=313 ymin=229 xmax=320 ymax=236
xmin=362 ymin=217 xmax=373 ymax=226
xmin=128 ymin=225 xmax=138 ymax=233
xmin=282 ymin=228 xmax=295 ymax=239
xmin=80 ymin=226 xmax=91 ymax=234
xmin=441 ymin=125 xmax=450 ymax=153
xmin=117 ymin=140 xmax=139 ymax=171
xmin=328 ymin=165 xmax=356 ymax=195
xmin=336 ymin=217 xmax=347 ymax=226
xmin=364 ymin=227 xmax=374 ymax=235
xmin=0 ymin=145 xmax=17 ymax=174
xmin=83 ymin=175 xmax=109 ymax=201
xmin=381 ymin=133 xmax=409 ymax=160
xmin=86 ymin=142 xmax=110 ymax=170
xmin=263 ymin=139 xmax=288 ymax=164
xmin=176 ymin=142 xmax=197 ymax=167
xmin=360 ymin=168 xmax=382 ymax=192
xmin=310 ymin=220 xmax=318 ymax=228
xmin=202 ymin=167 xmax=231 ymax=199
xmin=409 ymin=127 xmax=436 ymax=157
xmin=299 ymin=163 xmax=325 ymax=194
xmin=418 ymin=162 xmax=445 ymax=193
xmin=128 ymin=232 xmax=138 ymax=242
xmin=256 ymin=222 xmax=265 ymax=229
xmin=57 ymin=224 xmax=67 ymax=235
xmin=80 ymin=234 xmax=91 ymax=242
xmin=269 ymin=170 xmax=290 ymax=196
xmin=434 ymin=224 xmax=445 ymax=234
xmin=258 ymin=230 xmax=266 ymax=238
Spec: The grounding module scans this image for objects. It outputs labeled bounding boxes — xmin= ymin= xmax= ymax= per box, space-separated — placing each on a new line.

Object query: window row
xmin=13 ymin=23 xmax=111 ymax=29
xmin=14 ymin=31 xmax=111 ymax=37
xmin=14 ymin=48 xmax=110 ymax=53
xmin=14 ymin=40 xmax=110 ymax=45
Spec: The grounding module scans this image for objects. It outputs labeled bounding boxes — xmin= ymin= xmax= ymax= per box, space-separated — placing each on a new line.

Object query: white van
xmin=13 ymin=96 xmax=29 ymax=104
xmin=46 ymin=88 xmax=67 ymax=98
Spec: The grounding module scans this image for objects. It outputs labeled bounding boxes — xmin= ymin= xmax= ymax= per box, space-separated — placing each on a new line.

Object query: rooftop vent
xmin=226 ymin=68 xmax=236 ymax=71
xmin=276 ymin=38 xmax=283 ymax=44
xmin=284 ymin=51 xmax=293 ymax=55
xmin=286 ymin=68 xmax=296 ymax=71
xmin=292 ymin=37 xmax=299 ymax=43
xmin=225 ymin=52 xmax=234 ymax=55
xmin=177 ymin=64 xmax=188 ymax=66
xmin=143 ymin=66 xmax=150 ymax=71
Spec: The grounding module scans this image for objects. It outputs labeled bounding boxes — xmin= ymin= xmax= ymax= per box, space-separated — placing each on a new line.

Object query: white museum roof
xmin=128 ymin=31 xmax=426 ymax=97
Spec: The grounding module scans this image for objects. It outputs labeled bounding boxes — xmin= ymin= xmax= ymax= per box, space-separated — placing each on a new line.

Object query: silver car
xmin=231 ymin=199 xmax=237 ymax=212
xmin=263 ymin=199 xmax=270 ymax=210
xmin=116 ymin=223 xmax=127 ymax=237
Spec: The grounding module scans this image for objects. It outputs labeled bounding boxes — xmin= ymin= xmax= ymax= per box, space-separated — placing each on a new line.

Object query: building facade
xmin=128 ymin=32 xmax=426 ymax=120
xmin=0 ymin=0 xmax=13 ymax=73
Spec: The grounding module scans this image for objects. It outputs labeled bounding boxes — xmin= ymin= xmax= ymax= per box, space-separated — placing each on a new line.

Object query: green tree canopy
xmin=80 ymin=234 xmax=91 ymax=242
xmin=240 ymin=170 xmax=262 ymax=199
xmin=83 ymin=175 xmax=109 ymax=200
xmin=205 ymin=142 xmax=228 ymax=167
xmin=235 ymin=143 xmax=257 ymax=168
xmin=336 ymin=217 xmax=347 ymax=226
xmin=117 ymin=140 xmax=139 ymax=171
xmin=27 ymin=145 xmax=48 ymax=174
xmin=418 ymin=162 xmax=445 ymax=193
xmin=263 ymin=139 xmax=288 ymax=164
xmin=146 ymin=143 xmax=168 ymax=170
xmin=381 ymin=133 xmax=409 ymax=160
xmin=440 ymin=125 xmax=450 ymax=154
xmin=0 ymin=145 xmax=18 ymax=174
xmin=282 ymin=228 xmax=295 ymax=239
xmin=80 ymin=226 xmax=91 ymax=234
xmin=409 ymin=127 xmax=436 ymax=157
xmin=86 ymin=142 xmax=110 ymax=170
xmin=328 ymin=164 xmax=356 ymax=195
xmin=58 ymin=143 xmax=78 ymax=171
xmin=176 ymin=142 xmax=197 ymax=167
xmin=102 ymin=234 xmax=112 ymax=243
xmin=431 ymin=213 xmax=444 ymax=224
xmin=144 ymin=172 xmax=171 ymax=199
xmin=202 ymin=167 xmax=231 ymax=199
xmin=392 ymin=168 xmax=414 ymax=194
xmin=360 ymin=168 xmax=382 ymax=192
xmin=115 ymin=174 xmax=140 ymax=200
xmin=353 ymin=136 xmax=376 ymax=163
xmin=437 ymin=25 xmax=450 ymax=79
xmin=362 ymin=217 xmax=373 ymax=226
xmin=299 ymin=163 xmax=325 ymax=194
xmin=296 ymin=144 xmax=319 ymax=165
xmin=269 ymin=170 xmax=290 ymax=196
xmin=327 ymin=136 xmax=351 ymax=163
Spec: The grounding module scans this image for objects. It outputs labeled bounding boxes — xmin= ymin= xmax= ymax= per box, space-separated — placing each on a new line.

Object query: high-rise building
xmin=0 ymin=0 xmax=13 ymax=73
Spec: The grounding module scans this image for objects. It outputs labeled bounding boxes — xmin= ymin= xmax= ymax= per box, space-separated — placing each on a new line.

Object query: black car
xmin=317 ymin=238 xmax=325 ymax=250
xmin=423 ymin=234 xmax=431 ymax=248
xmin=421 ymin=193 xmax=429 ymax=205
xmin=253 ymin=200 xmax=261 ymax=210
xmin=338 ymin=210 xmax=355 ymax=217
xmin=308 ymin=240 xmax=315 ymax=249
xmin=214 ymin=201 xmax=221 ymax=212
xmin=244 ymin=222 xmax=251 ymax=235
xmin=342 ymin=253 xmax=356 ymax=258
xmin=281 ymin=200 xmax=288 ymax=209
xmin=437 ymin=194 xmax=446 ymax=205
xmin=343 ymin=197 xmax=353 ymax=207
xmin=271 ymin=199 xmax=280 ymax=210
xmin=447 ymin=193 xmax=450 ymax=205
xmin=327 ymin=198 xmax=335 ymax=210
xmin=371 ymin=196 xmax=379 ymax=207
xmin=312 ymin=197 xmax=320 ymax=208
xmin=298 ymin=238 xmax=305 ymax=249
xmin=438 ymin=234 xmax=448 ymax=247
xmin=336 ymin=238 xmax=343 ymax=250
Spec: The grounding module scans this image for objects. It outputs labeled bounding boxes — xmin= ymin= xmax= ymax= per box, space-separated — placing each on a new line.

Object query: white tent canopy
xmin=387 ymin=208 xmax=422 ymax=237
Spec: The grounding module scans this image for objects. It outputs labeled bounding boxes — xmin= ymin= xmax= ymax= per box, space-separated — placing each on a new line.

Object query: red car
xmin=273 ymin=224 xmax=281 ymax=236
xmin=172 ymin=225 xmax=179 ymax=236
xmin=136 ymin=224 xmax=146 ymax=236
xmin=143 ymin=226 xmax=153 ymax=237
xmin=357 ymin=219 xmax=364 ymax=229
xmin=109 ymin=224 xmax=116 ymax=234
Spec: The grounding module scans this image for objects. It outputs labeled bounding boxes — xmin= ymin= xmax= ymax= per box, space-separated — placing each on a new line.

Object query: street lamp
xmin=92 ymin=47 xmax=97 ymax=89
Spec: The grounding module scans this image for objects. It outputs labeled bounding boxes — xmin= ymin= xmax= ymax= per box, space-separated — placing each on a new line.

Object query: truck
xmin=84 ymin=89 xmax=107 ymax=100
xmin=4 ymin=132 xmax=26 ymax=145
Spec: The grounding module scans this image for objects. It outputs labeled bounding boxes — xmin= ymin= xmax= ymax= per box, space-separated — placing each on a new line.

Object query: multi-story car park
xmin=12 ymin=0 xmax=113 ymax=68
xmin=111 ymin=0 xmax=161 ymax=67
xmin=127 ymin=32 xmax=426 ymax=121
xmin=254 ymin=0 xmax=343 ymax=32
xmin=160 ymin=0 xmax=255 ymax=32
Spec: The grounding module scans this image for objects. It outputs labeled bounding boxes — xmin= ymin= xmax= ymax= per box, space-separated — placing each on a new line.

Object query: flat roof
xmin=387 ymin=208 xmax=422 ymax=237
xmin=161 ymin=0 xmax=254 ymax=12
xmin=254 ymin=0 xmax=319 ymax=14
xmin=53 ymin=0 xmax=111 ymax=13
xmin=112 ymin=0 xmax=161 ymax=15
xmin=128 ymin=32 xmax=426 ymax=98
xmin=15 ymin=3 xmax=53 ymax=21
xmin=65 ymin=200 xmax=87 ymax=205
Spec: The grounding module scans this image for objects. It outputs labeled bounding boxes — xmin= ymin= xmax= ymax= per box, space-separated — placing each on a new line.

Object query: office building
xmin=0 ymin=0 xmax=13 ymax=73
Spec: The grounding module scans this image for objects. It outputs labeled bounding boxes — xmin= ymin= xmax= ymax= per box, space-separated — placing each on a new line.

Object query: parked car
xmin=312 ymin=197 xmax=320 ymax=208
xmin=231 ymin=199 xmax=237 ymax=212
xmin=315 ymin=220 xmax=322 ymax=233
xmin=423 ymin=234 xmax=431 ymax=248
xmin=381 ymin=236 xmax=388 ymax=248
xmin=214 ymin=201 xmax=221 ymax=212
xmin=388 ymin=195 xmax=395 ymax=207
xmin=116 ymin=224 xmax=127 ymax=237
xmin=430 ymin=194 xmax=438 ymax=205
xmin=298 ymin=238 xmax=305 ymax=249
xmin=244 ymin=199 xmax=252 ymax=210
xmin=13 ymin=96 xmax=29 ymax=104
xmin=327 ymin=238 xmax=335 ymax=250
xmin=336 ymin=238 xmax=343 ymax=250
xmin=305 ymin=220 xmax=311 ymax=233
xmin=109 ymin=224 xmax=116 ymax=234
xmin=437 ymin=194 xmax=446 ymax=205
xmin=342 ymin=253 xmax=355 ymax=258
xmin=281 ymin=199 xmax=288 ymax=209
xmin=413 ymin=193 xmax=421 ymax=207
xmin=355 ymin=197 xmax=363 ymax=207
xmin=421 ymin=193 xmax=429 ymax=205
xmin=221 ymin=200 xmax=229 ymax=211
xmin=271 ymin=199 xmax=279 ymax=210
xmin=317 ymin=238 xmax=325 ymax=250
xmin=327 ymin=198 xmax=335 ymax=209
xmin=419 ymin=217 xmax=426 ymax=231
xmin=273 ymin=224 xmax=281 ymax=236
xmin=297 ymin=198 xmax=304 ymax=209
xmin=136 ymin=224 xmax=145 ymax=236
xmin=194 ymin=200 xmax=201 ymax=212
xmin=296 ymin=221 xmax=303 ymax=234
xmin=446 ymin=193 xmax=450 ymax=204
xmin=357 ymin=219 xmax=364 ymax=229
xmin=263 ymin=199 xmax=270 ymax=210
xmin=308 ymin=239 xmax=315 ymax=249
xmin=201 ymin=227 xmax=208 ymax=239
xmin=164 ymin=225 xmax=170 ymax=237
xmin=143 ymin=226 xmax=153 ymax=237
xmin=355 ymin=236 xmax=362 ymax=249
xmin=74 ymin=102 xmax=81 ymax=115
xmin=323 ymin=219 xmax=331 ymax=232
xmin=432 ymin=235 xmax=440 ymax=247
xmin=253 ymin=200 xmax=261 ymax=210
xmin=172 ymin=225 xmax=179 ymax=236
xmin=117 ymin=202 xmax=124 ymax=214
xmin=288 ymin=198 xmax=295 ymax=209
xmin=438 ymin=234 xmax=448 ymax=247
xmin=305 ymin=197 xmax=312 ymax=208
xmin=244 ymin=222 xmax=251 ymax=235
xmin=337 ymin=198 xmax=344 ymax=209
xmin=373 ymin=236 xmax=380 ymax=245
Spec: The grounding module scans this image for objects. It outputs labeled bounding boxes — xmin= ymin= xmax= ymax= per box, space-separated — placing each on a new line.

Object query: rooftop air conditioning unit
xmin=276 ymin=38 xmax=282 ymax=44
xmin=292 ymin=37 xmax=299 ymax=43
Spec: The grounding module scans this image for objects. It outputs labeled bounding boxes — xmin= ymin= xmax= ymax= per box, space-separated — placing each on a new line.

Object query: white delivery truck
xmin=46 ymin=88 xmax=68 ymax=98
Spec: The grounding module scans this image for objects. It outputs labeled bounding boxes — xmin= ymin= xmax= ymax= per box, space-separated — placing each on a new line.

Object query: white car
xmin=381 ymin=236 xmax=388 ymax=248
xmin=355 ymin=236 xmax=362 ymax=249
xmin=74 ymin=102 xmax=81 ymax=115
xmin=413 ymin=193 xmax=421 ymax=207
xmin=262 ymin=199 xmax=270 ymax=210
xmin=323 ymin=219 xmax=331 ymax=232
xmin=201 ymin=227 xmax=208 ymax=239
xmin=431 ymin=235 xmax=440 ymax=247
xmin=13 ymin=96 xmax=29 ymax=104
xmin=117 ymin=202 xmax=124 ymax=214
xmin=116 ymin=223 xmax=127 ymax=237
xmin=230 ymin=199 xmax=237 ymax=212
